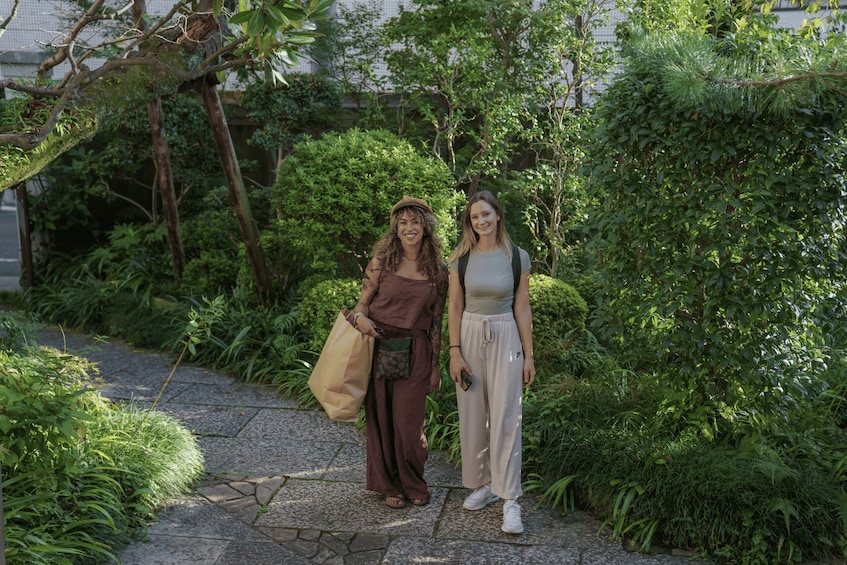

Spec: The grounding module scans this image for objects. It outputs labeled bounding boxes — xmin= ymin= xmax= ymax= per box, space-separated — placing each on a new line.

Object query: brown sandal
xmin=385 ymin=495 xmax=406 ymax=509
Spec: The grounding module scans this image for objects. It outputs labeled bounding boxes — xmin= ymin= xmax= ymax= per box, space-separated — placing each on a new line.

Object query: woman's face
xmin=469 ymin=200 xmax=499 ymax=238
xmin=396 ymin=209 xmax=424 ymax=248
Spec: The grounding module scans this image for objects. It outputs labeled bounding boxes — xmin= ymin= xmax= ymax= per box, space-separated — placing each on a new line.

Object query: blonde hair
xmin=448 ymin=190 xmax=514 ymax=263
xmin=373 ymin=205 xmax=445 ymax=280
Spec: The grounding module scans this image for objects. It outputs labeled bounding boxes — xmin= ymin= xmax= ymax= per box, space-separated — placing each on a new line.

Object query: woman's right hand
xmin=449 ymin=356 xmax=470 ymax=387
xmin=355 ymin=314 xmax=380 ymax=338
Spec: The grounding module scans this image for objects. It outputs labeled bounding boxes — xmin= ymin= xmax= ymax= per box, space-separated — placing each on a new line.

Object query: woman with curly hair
xmin=351 ymin=196 xmax=448 ymax=509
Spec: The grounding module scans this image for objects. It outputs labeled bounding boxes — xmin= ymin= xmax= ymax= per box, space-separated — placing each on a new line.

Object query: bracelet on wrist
xmin=449 ymin=345 xmax=461 ymax=349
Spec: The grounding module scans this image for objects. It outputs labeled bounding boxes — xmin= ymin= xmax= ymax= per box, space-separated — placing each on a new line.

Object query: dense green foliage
xmin=587 ymin=30 xmax=847 ymax=428
xmin=5 ymin=2 xmax=847 ymax=563
xmin=240 ymin=72 xmax=342 ymax=159
xmin=527 ymin=274 xmax=588 ymax=373
xmin=297 ymin=277 xmax=362 ymax=353
xmin=268 ymin=128 xmax=458 ymax=279
xmin=0 ymin=97 xmax=99 ymax=192
xmin=0 ymin=320 xmax=203 ymax=565
xmin=574 ymin=25 xmax=847 ymax=564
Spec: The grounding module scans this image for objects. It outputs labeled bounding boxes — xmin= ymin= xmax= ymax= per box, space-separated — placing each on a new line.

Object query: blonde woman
xmin=447 ymin=190 xmax=535 ymax=534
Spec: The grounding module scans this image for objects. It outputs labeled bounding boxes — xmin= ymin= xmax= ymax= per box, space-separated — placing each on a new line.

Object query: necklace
xmin=403 ymin=254 xmax=419 ymax=262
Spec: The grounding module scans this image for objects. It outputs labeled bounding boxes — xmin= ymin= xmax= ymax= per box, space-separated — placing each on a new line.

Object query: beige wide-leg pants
xmin=456 ymin=311 xmax=524 ymax=500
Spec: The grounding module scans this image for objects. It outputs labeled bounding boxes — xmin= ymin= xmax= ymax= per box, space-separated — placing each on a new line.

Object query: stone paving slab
xmin=114 ymin=534 xmax=231 ymax=565
xmin=237 ymin=408 xmax=365 ymax=442
xmin=381 ymin=538 xmax=583 ymax=565
xmin=166 ymin=381 xmax=299 ymax=408
xmin=200 ymin=436 xmax=342 ymax=477
xmin=98 ymin=375 xmax=193 ymax=403
xmin=317 ymin=442 xmax=367 ymax=482
xmin=255 ymin=479 xmax=446 ymax=537
xmin=213 ymin=541 xmax=312 ymax=565
xmin=152 ymin=401 xmax=259 ymax=437
xmin=113 ymin=495 xmax=309 ymax=565
xmin=435 ymin=490 xmax=584 ymax=546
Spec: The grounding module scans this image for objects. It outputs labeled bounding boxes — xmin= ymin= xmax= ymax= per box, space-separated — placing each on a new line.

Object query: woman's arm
xmin=513 ymin=269 xmax=536 ymax=387
xmin=352 ymin=256 xmax=382 ymax=338
xmin=447 ymin=266 xmax=469 ymax=385
xmin=428 ymin=269 xmax=448 ymax=393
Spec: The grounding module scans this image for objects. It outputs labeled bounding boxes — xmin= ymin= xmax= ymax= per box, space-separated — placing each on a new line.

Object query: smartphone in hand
xmin=460 ymin=370 xmax=472 ymax=391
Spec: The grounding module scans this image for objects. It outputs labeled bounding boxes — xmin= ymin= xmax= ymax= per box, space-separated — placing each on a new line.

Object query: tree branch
xmin=0 ymin=69 xmax=88 ymax=149
xmin=0 ymin=0 xmax=23 ymax=35
xmin=708 ymin=71 xmax=847 ymax=90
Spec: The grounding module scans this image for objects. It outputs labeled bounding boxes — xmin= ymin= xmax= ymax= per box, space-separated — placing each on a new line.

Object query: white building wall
xmin=0 ymin=1 xmax=836 ymax=92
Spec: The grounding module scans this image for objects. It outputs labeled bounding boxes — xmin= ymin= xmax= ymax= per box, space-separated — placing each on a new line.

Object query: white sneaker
xmin=502 ymin=499 xmax=524 ymax=534
xmin=463 ymin=483 xmax=499 ymax=511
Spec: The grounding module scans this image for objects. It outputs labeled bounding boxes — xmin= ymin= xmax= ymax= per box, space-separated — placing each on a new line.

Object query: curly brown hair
xmin=373 ymin=205 xmax=445 ymax=280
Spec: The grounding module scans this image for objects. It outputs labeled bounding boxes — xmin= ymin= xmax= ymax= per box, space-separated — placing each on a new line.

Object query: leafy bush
xmin=523 ymin=330 xmax=847 ymax=564
xmin=180 ymin=292 xmax=309 ymax=387
xmin=528 ymin=274 xmax=588 ymax=373
xmin=534 ymin=421 xmax=847 ymax=564
xmin=297 ymin=277 xmax=362 ymax=353
xmin=180 ymin=187 xmax=245 ymax=296
xmin=24 ymin=223 xmax=182 ymax=347
xmin=0 ymin=345 xmax=203 ymax=565
xmin=268 ymin=128 xmax=458 ymax=281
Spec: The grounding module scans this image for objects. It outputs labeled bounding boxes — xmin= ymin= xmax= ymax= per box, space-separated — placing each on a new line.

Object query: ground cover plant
xmin=0 ymin=314 xmax=204 ymax=565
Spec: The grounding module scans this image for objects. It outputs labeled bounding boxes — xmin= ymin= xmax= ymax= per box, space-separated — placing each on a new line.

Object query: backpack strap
xmin=458 ymin=252 xmax=470 ymax=295
xmin=510 ymin=242 xmax=521 ymax=297
xmin=458 ymin=243 xmax=522 ymax=305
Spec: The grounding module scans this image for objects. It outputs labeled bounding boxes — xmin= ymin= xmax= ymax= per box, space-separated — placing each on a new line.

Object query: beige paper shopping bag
xmin=308 ymin=310 xmax=374 ymax=422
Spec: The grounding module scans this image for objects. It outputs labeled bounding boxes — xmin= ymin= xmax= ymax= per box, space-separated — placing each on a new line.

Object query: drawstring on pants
xmin=480 ymin=316 xmax=495 ymax=360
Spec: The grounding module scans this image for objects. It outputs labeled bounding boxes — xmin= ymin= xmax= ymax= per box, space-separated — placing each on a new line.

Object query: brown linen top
xmin=355 ymin=257 xmax=445 ymax=331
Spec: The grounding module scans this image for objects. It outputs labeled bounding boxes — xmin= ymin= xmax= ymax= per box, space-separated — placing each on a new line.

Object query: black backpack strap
xmin=510 ymin=243 xmax=521 ymax=296
xmin=458 ymin=252 xmax=469 ymax=295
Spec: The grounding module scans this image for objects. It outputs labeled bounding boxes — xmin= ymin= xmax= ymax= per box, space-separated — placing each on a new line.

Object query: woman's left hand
xmin=523 ymin=358 xmax=536 ymax=387
xmin=428 ymin=371 xmax=441 ymax=394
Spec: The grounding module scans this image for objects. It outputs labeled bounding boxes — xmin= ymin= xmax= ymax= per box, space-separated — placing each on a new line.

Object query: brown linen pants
xmin=365 ymin=325 xmax=431 ymax=502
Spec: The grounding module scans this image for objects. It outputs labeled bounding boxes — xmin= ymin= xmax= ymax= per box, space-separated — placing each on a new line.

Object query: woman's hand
xmin=354 ymin=313 xmax=380 ymax=338
xmin=523 ymin=357 xmax=536 ymax=387
xmin=429 ymin=370 xmax=441 ymax=394
xmin=449 ymin=353 xmax=470 ymax=388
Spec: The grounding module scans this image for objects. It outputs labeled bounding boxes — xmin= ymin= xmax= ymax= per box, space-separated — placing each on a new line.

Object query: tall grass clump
xmin=1 ymin=329 xmax=203 ymax=565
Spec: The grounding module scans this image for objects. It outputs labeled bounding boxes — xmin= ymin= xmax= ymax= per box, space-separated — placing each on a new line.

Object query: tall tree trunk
xmin=147 ymin=98 xmax=186 ymax=279
xmin=134 ymin=0 xmax=185 ymax=280
xmin=201 ymin=81 xmax=273 ymax=304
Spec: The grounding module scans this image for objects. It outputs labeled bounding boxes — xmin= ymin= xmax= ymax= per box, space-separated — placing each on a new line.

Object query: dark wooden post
xmin=14 ymin=182 xmax=33 ymax=288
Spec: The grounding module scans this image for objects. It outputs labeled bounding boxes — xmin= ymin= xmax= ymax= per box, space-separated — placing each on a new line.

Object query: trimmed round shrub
xmin=529 ymin=274 xmax=588 ymax=372
xmin=269 ymin=128 xmax=458 ymax=282
xmin=182 ymin=252 xmax=240 ymax=296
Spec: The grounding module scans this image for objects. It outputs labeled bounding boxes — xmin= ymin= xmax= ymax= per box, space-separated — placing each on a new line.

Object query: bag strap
xmin=458 ymin=243 xmax=521 ymax=305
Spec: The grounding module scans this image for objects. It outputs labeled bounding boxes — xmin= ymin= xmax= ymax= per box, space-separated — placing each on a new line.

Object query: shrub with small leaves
xmin=269 ymin=128 xmax=458 ymax=282
xmin=528 ymin=274 xmax=588 ymax=373
xmin=297 ymin=277 xmax=362 ymax=353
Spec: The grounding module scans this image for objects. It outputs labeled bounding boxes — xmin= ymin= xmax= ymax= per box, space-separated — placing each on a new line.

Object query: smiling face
xmin=469 ymin=200 xmax=500 ymax=239
xmin=395 ymin=208 xmax=425 ymax=249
